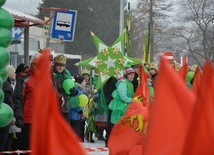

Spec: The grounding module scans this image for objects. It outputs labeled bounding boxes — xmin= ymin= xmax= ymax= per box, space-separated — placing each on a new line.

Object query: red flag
xmin=108 ymin=102 xmax=149 ymax=155
xmin=191 ymin=66 xmax=202 ymax=94
xmin=31 ymin=52 xmax=86 ymax=155
xmin=133 ymin=64 xmax=150 ymax=108
xmin=182 ymin=61 xmax=214 ymax=155
xmin=143 ymin=57 xmax=195 ymax=155
xmin=177 ymin=63 xmax=188 ymax=82
xmin=104 ymin=64 xmax=151 ymax=155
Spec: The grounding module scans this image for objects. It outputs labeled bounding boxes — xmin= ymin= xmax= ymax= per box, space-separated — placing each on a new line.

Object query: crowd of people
xmin=0 ymin=48 xmax=161 ymax=152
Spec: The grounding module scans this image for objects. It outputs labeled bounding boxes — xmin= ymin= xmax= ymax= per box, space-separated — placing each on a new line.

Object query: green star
xmin=78 ymin=32 xmax=141 ymax=90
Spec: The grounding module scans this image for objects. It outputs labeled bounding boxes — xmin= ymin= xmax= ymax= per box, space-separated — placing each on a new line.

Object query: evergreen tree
xmin=37 ymin=0 xmax=120 ymax=59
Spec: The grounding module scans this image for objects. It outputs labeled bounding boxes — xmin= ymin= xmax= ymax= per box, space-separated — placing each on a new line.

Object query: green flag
xmin=124 ymin=2 xmax=131 ymax=56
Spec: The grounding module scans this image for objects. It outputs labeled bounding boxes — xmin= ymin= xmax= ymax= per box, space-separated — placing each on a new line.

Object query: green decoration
xmin=78 ymin=94 xmax=88 ymax=107
xmin=78 ymin=32 xmax=141 ymax=90
xmin=0 ymin=28 xmax=12 ymax=48
xmin=0 ymin=0 xmax=6 ymax=8
xmin=0 ymin=67 xmax=8 ymax=82
xmin=187 ymin=71 xmax=195 ymax=82
xmin=62 ymin=79 xmax=75 ymax=95
xmin=90 ymin=31 xmax=107 ymax=52
xmin=0 ymin=8 xmax=14 ymax=30
xmin=0 ymin=89 xmax=4 ymax=103
xmin=0 ymin=103 xmax=14 ymax=127
xmin=0 ymin=47 xmax=10 ymax=70
xmin=68 ymin=95 xmax=79 ymax=108
xmin=112 ymin=32 xmax=125 ymax=54
xmin=0 ymin=77 xmax=2 ymax=88
xmin=0 ymin=0 xmax=14 ymax=128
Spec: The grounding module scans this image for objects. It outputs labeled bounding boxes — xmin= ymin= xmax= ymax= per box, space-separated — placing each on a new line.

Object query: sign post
xmin=51 ymin=10 xmax=77 ymax=42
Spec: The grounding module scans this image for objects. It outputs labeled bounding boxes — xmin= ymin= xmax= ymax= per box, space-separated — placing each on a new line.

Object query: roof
xmin=3 ymin=6 xmax=45 ymax=27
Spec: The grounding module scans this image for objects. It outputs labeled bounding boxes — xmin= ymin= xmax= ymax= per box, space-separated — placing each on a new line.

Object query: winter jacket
xmin=2 ymin=78 xmax=14 ymax=109
xmin=108 ymin=78 xmax=134 ymax=124
xmin=53 ymin=68 xmax=72 ymax=113
xmin=22 ymin=68 xmax=36 ymax=123
xmin=13 ymin=71 xmax=30 ymax=118
xmin=69 ymin=84 xmax=84 ymax=120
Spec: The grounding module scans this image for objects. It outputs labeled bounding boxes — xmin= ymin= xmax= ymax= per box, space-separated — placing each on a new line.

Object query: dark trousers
xmin=62 ymin=112 xmax=70 ymax=124
xmin=17 ymin=123 xmax=31 ymax=151
xmin=0 ymin=125 xmax=9 ymax=151
xmin=105 ymin=109 xmax=114 ymax=147
xmin=70 ymin=119 xmax=85 ymax=142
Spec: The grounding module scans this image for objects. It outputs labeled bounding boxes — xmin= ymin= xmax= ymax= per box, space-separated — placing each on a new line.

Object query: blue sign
xmin=51 ymin=10 xmax=77 ymax=42
xmin=11 ymin=27 xmax=23 ymax=40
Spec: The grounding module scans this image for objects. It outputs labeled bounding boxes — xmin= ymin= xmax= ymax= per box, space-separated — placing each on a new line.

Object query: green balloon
xmin=0 ymin=47 xmax=10 ymax=70
xmin=0 ymin=89 xmax=4 ymax=103
xmin=0 ymin=67 xmax=8 ymax=82
xmin=0 ymin=103 xmax=14 ymax=127
xmin=0 ymin=8 xmax=14 ymax=30
xmin=187 ymin=71 xmax=195 ymax=82
xmin=62 ymin=79 xmax=75 ymax=95
xmin=0 ymin=0 xmax=6 ymax=8
xmin=0 ymin=28 xmax=12 ymax=48
xmin=68 ymin=95 xmax=79 ymax=108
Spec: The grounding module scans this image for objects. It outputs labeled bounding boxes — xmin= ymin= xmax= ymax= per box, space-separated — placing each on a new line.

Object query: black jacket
xmin=2 ymin=78 xmax=14 ymax=109
xmin=132 ymin=72 xmax=139 ymax=92
xmin=103 ymin=77 xmax=117 ymax=105
xmin=12 ymin=72 xmax=30 ymax=117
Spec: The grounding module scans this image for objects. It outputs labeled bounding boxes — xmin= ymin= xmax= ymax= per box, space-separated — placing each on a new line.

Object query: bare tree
xmin=174 ymin=0 xmax=214 ymax=65
xmin=130 ymin=0 xmax=174 ymax=61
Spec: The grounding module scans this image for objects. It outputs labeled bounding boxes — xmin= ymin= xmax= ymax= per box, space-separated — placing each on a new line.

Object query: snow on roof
xmin=2 ymin=6 xmax=45 ymax=27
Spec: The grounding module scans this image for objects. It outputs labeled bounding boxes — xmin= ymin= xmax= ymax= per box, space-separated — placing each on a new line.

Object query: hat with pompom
xmin=74 ymin=74 xmax=85 ymax=84
xmin=124 ymin=68 xmax=135 ymax=76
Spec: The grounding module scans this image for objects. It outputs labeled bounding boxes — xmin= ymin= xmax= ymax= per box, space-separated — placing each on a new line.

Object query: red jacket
xmin=22 ymin=68 xmax=36 ymax=123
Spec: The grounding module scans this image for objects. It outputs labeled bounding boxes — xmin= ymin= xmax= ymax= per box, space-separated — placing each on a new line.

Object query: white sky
xmin=4 ymin=0 xmax=139 ymax=15
xmin=4 ymin=0 xmax=43 ymax=14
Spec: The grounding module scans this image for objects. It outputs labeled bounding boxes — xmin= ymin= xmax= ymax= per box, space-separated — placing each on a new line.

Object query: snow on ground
xmin=81 ymin=136 xmax=109 ymax=155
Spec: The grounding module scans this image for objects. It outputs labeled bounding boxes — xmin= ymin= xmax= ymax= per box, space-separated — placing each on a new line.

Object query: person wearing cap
xmin=53 ymin=54 xmax=78 ymax=123
xmin=70 ymin=74 xmax=87 ymax=142
xmin=108 ymin=67 xmax=135 ymax=125
xmin=15 ymin=63 xmax=29 ymax=80
xmin=12 ymin=52 xmax=42 ymax=150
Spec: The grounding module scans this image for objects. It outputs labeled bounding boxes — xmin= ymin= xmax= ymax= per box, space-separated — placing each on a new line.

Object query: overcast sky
xmin=4 ymin=0 xmax=139 ymax=15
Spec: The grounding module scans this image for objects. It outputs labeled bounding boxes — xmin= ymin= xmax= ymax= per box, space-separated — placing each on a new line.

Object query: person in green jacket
xmin=108 ymin=68 xmax=135 ymax=125
xmin=53 ymin=54 xmax=77 ymax=123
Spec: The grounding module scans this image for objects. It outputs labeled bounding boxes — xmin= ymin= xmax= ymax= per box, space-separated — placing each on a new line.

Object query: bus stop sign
xmin=51 ymin=10 xmax=77 ymax=42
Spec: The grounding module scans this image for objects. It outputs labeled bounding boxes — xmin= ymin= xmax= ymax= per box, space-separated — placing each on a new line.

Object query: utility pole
xmin=149 ymin=0 xmax=154 ymax=62
xmin=119 ymin=0 xmax=125 ymax=35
